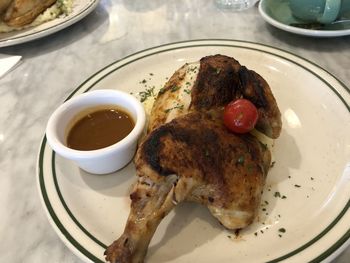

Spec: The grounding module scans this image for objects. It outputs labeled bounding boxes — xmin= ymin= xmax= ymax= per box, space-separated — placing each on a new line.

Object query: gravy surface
xmin=67 ymin=106 xmax=135 ymax=151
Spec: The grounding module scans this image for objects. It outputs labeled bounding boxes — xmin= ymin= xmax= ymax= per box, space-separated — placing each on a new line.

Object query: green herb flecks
xmin=188 ymin=66 xmax=198 ymax=73
xmin=278 ymin=228 xmax=286 ymax=233
xmin=171 ymin=85 xmax=180 ymax=92
xmin=184 ymin=88 xmax=191 ymax=94
xmin=164 ymin=104 xmax=184 ymax=113
xmin=259 ymin=141 xmax=268 ymax=151
xmin=237 ymin=156 xmax=245 ymax=165
xmin=158 ymin=87 xmax=166 ymax=95
xmin=138 ymin=86 xmax=155 ymax=103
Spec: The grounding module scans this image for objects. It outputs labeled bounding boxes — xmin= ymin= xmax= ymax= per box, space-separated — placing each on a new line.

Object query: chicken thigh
xmin=105 ymin=111 xmax=271 ymax=263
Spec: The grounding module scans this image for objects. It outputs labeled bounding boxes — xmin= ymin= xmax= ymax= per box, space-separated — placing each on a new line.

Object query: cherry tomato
xmin=223 ymin=99 xmax=258 ymax=134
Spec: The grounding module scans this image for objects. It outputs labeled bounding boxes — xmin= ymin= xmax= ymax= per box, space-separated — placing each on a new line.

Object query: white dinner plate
xmin=259 ymin=0 xmax=350 ymax=37
xmin=0 ymin=0 xmax=99 ymax=47
xmin=37 ymin=39 xmax=350 ymax=263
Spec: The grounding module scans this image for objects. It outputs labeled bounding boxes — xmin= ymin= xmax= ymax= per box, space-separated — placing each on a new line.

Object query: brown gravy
xmin=66 ymin=106 xmax=135 ymax=151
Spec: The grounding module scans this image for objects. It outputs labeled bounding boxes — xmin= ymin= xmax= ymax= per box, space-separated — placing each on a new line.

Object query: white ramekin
xmin=46 ymin=89 xmax=146 ymax=174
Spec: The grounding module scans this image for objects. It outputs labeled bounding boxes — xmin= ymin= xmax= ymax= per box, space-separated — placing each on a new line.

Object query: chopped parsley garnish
xmin=158 ymin=87 xmax=166 ymax=95
xmin=278 ymin=228 xmax=286 ymax=233
xmin=274 ymin=192 xmax=281 ymax=198
xmin=237 ymin=156 xmax=245 ymax=165
xmin=188 ymin=66 xmax=198 ymax=73
xmin=184 ymin=88 xmax=191 ymax=94
xmin=138 ymin=86 xmax=155 ymax=102
xmin=294 ymin=184 xmax=301 ymax=188
xmin=273 ymin=192 xmax=287 ymax=199
xmin=164 ymin=104 xmax=184 ymax=113
xmin=171 ymin=85 xmax=180 ymax=92
xmin=259 ymin=142 xmax=268 ymax=150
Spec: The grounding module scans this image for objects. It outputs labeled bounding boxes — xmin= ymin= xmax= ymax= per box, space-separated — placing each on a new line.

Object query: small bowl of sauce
xmin=46 ymin=89 xmax=146 ymax=174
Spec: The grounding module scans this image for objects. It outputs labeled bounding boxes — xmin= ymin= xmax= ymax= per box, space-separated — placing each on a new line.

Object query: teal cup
xmin=289 ymin=0 xmax=350 ymax=24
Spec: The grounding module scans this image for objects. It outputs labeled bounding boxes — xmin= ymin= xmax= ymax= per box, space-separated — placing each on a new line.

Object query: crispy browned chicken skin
xmin=105 ymin=55 xmax=281 ymax=263
xmin=149 ymin=55 xmax=282 ymax=139
xmin=105 ymin=111 xmax=271 ymax=263
xmin=3 ymin=0 xmax=56 ymax=27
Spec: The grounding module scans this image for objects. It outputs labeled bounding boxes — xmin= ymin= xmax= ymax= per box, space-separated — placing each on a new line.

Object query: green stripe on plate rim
xmin=38 ymin=137 xmax=104 ymax=263
xmin=38 ymin=39 xmax=350 ymax=263
xmin=51 ymin=152 xmax=107 ymax=249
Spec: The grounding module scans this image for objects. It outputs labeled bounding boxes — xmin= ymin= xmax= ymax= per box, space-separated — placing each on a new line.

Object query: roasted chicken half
xmin=2 ymin=0 xmax=56 ymax=27
xmin=105 ymin=55 xmax=282 ymax=263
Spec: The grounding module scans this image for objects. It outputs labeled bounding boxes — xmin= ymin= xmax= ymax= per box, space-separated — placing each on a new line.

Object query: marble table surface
xmin=0 ymin=0 xmax=349 ymax=262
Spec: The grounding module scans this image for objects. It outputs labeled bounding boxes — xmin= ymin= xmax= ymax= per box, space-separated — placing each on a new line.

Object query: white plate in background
xmin=259 ymin=0 xmax=350 ymax=37
xmin=0 ymin=0 xmax=99 ymax=47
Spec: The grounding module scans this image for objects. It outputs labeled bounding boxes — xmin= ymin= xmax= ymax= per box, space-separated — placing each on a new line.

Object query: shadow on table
xmin=0 ymin=1 xmax=109 ymax=57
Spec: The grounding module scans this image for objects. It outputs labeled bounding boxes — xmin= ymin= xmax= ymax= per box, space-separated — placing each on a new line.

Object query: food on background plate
xmin=0 ymin=0 xmax=72 ymax=32
xmin=105 ymin=55 xmax=282 ymax=263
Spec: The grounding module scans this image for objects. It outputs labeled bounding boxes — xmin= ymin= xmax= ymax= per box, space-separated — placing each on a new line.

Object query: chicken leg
xmin=105 ymin=111 xmax=271 ymax=263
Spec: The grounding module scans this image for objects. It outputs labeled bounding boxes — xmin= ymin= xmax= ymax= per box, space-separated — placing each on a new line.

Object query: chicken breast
xmin=150 ymin=54 xmax=282 ymax=139
xmin=148 ymin=62 xmax=199 ymax=132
